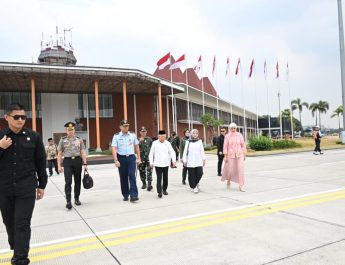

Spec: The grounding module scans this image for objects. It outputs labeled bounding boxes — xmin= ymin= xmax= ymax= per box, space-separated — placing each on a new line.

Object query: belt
xmin=117 ymin=154 xmax=134 ymax=158
xmin=64 ymin=156 xmax=81 ymax=160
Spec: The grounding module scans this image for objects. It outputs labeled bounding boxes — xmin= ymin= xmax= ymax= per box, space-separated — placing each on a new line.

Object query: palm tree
xmin=291 ymin=98 xmax=309 ymax=131
xmin=331 ymin=105 xmax=344 ymax=137
xmin=317 ymin=100 xmax=329 ymax=128
xmin=309 ymin=102 xmax=319 ymax=126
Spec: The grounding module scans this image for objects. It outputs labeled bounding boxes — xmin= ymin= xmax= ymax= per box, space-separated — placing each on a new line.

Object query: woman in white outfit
xmin=182 ymin=129 xmax=206 ymax=193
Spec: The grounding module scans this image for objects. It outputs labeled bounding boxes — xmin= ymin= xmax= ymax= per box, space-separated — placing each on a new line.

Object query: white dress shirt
xmin=182 ymin=139 xmax=206 ymax=167
xmin=149 ymin=140 xmax=176 ymax=167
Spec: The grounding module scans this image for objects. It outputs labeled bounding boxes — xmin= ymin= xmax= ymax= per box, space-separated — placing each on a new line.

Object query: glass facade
xmin=78 ymin=94 xmax=113 ymax=118
xmin=0 ymin=92 xmax=42 ymax=118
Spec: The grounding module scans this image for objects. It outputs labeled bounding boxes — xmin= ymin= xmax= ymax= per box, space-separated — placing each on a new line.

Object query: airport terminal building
xmin=0 ymin=41 xmax=256 ymax=150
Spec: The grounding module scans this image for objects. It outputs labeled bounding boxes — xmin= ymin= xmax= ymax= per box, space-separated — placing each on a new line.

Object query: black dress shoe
xmin=158 ymin=193 xmax=162 ymax=198
xmin=217 ymin=173 xmax=222 ymax=177
xmin=66 ymin=202 xmax=72 ymax=210
xmin=182 ymin=180 xmax=186 ymax=185
xmin=163 ymin=191 xmax=168 ymax=195
xmin=130 ymin=197 xmax=139 ymax=202
xmin=141 ymin=183 xmax=147 ymax=189
xmin=123 ymin=197 xmax=129 ymax=201
xmin=74 ymin=199 xmax=82 ymax=206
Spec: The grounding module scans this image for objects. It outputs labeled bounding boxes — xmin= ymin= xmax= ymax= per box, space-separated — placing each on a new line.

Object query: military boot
xmin=141 ymin=180 xmax=147 ymax=189
xmin=147 ymin=181 xmax=153 ymax=191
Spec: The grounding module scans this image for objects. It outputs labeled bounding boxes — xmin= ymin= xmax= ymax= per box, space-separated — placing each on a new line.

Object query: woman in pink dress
xmin=221 ymin=123 xmax=247 ymax=192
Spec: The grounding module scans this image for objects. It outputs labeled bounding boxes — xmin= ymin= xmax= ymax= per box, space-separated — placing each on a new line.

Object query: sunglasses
xmin=9 ymin=115 xmax=27 ymax=120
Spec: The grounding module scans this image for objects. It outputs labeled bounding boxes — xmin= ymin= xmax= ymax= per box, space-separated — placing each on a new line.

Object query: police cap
xmin=64 ymin=122 xmax=76 ymax=129
xmin=140 ymin=126 xmax=147 ymax=132
xmin=120 ymin=120 xmax=130 ymax=126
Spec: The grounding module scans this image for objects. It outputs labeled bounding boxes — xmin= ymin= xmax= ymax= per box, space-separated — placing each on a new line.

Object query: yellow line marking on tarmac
xmin=1 ymin=189 xmax=345 ymax=264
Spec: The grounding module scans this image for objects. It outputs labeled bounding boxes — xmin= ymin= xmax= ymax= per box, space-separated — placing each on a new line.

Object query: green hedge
xmin=204 ymin=145 xmax=217 ymax=151
xmin=272 ymin=139 xmax=301 ymax=149
xmin=249 ymin=136 xmax=301 ymax=151
xmin=249 ymin=136 xmax=273 ymax=151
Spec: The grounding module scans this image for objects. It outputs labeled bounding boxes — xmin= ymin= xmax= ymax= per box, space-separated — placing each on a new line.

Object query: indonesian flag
xmin=157 ymin=52 xmax=170 ymax=70
xmin=225 ymin=57 xmax=230 ymax=76
xmin=194 ymin=55 xmax=202 ymax=74
xmin=212 ymin=56 xmax=216 ymax=76
xmin=264 ymin=60 xmax=267 ymax=79
xmin=170 ymin=54 xmax=186 ymax=70
xmin=235 ymin=58 xmax=241 ymax=75
xmin=276 ymin=61 xmax=279 ymax=79
xmin=248 ymin=59 xmax=255 ymax=78
xmin=286 ymin=62 xmax=289 ymax=80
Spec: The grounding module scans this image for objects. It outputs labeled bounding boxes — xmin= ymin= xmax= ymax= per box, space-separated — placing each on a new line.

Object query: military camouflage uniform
xmin=138 ymin=136 xmax=153 ymax=184
xmin=168 ymin=136 xmax=180 ymax=161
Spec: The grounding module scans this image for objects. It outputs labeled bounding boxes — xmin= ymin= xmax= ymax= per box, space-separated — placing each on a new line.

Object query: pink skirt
xmin=221 ymin=157 xmax=245 ymax=186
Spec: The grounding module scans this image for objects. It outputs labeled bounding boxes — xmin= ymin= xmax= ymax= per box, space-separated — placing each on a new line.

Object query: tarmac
xmin=1 ymin=149 xmax=345 ymax=265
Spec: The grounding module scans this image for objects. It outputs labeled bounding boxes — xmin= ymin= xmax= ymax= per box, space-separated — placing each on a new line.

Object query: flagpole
xmin=215 ymin=57 xmax=220 ymax=135
xmin=185 ymin=68 xmax=191 ymax=130
xmin=170 ymin=58 xmax=175 ymax=133
xmin=253 ymin=61 xmax=259 ymax=136
xmin=240 ymin=60 xmax=247 ymax=141
xmin=227 ymin=58 xmax=233 ymax=123
xmin=264 ymin=62 xmax=271 ymax=137
xmin=287 ymin=63 xmax=294 ymax=139
xmin=277 ymin=78 xmax=283 ymax=139
xmin=201 ymin=60 xmax=206 ymax=147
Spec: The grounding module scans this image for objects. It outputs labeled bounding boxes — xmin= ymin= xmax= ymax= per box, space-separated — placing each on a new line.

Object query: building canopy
xmin=0 ymin=62 xmax=184 ymax=95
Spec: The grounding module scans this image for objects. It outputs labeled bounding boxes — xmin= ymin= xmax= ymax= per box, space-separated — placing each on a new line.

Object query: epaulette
xmin=61 ymin=136 xmax=67 ymax=139
xmin=75 ymin=136 xmax=81 ymax=139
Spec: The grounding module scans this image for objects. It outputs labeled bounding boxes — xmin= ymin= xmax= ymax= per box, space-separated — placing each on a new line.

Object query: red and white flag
xmin=157 ymin=52 xmax=170 ymax=70
xmin=235 ymin=58 xmax=241 ymax=75
xmin=225 ymin=57 xmax=230 ymax=76
xmin=286 ymin=62 xmax=289 ymax=80
xmin=170 ymin=54 xmax=186 ymax=70
xmin=212 ymin=56 xmax=216 ymax=76
xmin=264 ymin=60 xmax=267 ymax=79
xmin=194 ymin=55 xmax=202 ymax=74
xmin=248 ymin=59 xmax=255 ymax=78
xmin=276 ymin=61 xmax=279 ymax=79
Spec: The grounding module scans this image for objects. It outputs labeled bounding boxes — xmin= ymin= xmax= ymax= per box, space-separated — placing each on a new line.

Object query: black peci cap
xmin=158 ymin=130 xmax=166 ymax=135
xmin=48 ymin=138 xmax=53 ymax=141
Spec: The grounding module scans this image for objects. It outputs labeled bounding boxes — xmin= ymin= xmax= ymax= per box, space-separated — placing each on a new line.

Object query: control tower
xmin=38 ymin=26 xmax=77 ymax=65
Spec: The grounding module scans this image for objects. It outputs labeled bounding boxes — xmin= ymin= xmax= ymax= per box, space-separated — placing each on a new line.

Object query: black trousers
xmin=188 ymin=167 xmax=203 ymax=189
xmin=314 ymin=139 xmax=321 ymax=152
xmin=48 ymin=159 xmax=58 ymax=175
xmin=182 ymin=165 xmax=188 ymax=182
xmin=155 ymin=167 xmax=169 ymax=193
xmin=0 ymin=190 xmax=36 ymax=265
xmin=217 ymin=155 xmax=224 ymax=175
xmin=63 ymin=157 xmax=82 ymax=202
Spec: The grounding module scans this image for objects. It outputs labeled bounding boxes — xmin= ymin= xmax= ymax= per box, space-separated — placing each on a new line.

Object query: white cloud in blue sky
xmin=0 ymin=0 xmax=344 ymax=128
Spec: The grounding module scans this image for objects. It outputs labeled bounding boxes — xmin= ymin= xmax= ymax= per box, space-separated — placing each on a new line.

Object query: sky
xmin=0 ymin=0 xmax=344 ymax=129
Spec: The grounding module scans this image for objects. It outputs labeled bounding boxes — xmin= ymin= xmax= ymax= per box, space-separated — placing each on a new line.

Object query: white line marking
xmin=1 ymin=187 xmax=344 ymax=253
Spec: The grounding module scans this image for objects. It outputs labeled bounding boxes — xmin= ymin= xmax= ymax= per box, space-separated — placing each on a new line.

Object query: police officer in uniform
xmin=112 ymin=120 xmax=141 ymax=202
xmin=138 ymin=126 xmax=153 ymax=191
xmin=0 ymin=103 xmax=47 ymax=265
xmin=57 ymin=122 xmax=87 ymax=210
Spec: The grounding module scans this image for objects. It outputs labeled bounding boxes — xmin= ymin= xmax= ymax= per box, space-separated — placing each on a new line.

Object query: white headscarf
xmin=229 ymin=122 xmax=237 ymax=129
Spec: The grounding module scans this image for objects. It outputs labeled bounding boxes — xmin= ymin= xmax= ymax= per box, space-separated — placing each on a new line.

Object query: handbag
xmin=82 ymin=169 xmax=94 ymax=189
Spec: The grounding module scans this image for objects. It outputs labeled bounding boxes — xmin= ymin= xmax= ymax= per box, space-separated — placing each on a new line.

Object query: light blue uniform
xmin=111 ymin=132 xmax=139 ymax=155
xmin=111 ymin=131 xmax=139 ymax=199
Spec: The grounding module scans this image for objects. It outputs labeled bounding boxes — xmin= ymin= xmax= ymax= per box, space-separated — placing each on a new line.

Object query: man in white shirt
xmin=149 ymin=130 xmax=176 ymax=198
